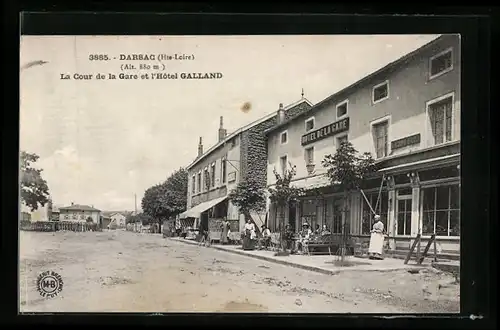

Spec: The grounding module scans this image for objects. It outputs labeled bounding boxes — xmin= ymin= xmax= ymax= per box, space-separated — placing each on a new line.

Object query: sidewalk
xmin=168 ymin=237 xmax=432 ymax=276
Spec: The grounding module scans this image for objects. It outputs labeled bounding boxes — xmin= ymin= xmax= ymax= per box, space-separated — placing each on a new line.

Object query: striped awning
xmin=179 ymin=218 xmax=195 ymax=228
xmin=179 ymin=196 xmax=227 ymax=219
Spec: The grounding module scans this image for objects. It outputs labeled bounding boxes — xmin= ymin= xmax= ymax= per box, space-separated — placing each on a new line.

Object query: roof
xmin=59 ymin=204 xmax=101 ymax=212
xmin=186 ymin=98 xmax=314 ymax=170
xmin=102 ymin=211 xmax=133 ymax=217
xmin=266 ymin=34 xmax=445 ymax=135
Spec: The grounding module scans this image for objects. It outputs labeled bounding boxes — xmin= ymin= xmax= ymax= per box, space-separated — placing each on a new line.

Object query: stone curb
xmin=168 ymin=238 xmax=423 ymax=276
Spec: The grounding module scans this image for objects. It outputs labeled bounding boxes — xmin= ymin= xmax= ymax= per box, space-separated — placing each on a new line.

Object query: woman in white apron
xmin=368 ymin=215 xmax=385 ymax=260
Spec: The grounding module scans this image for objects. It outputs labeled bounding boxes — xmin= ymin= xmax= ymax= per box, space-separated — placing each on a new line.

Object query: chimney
xmin=71 ymin=202 xmax=74 ymax=206
xmin=218 ymin=116 xmax=227 ymax=142
xmin=277 ymin=103 xmax=285 ymax=124
xmin=198 ymin=137 xmax=203 ymax=157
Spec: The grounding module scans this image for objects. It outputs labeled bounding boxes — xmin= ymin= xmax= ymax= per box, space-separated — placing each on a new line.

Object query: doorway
xmin=396 ymin=193 xmax=412 ymax=236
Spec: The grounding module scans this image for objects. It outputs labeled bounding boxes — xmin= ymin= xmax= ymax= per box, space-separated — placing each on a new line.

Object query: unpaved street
xmin=20 ymin=230 xmax=459 ymax=313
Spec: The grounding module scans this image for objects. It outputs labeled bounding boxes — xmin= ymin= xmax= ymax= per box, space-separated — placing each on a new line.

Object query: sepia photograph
xmin=19 ymin=33 xmax=461 ymax=314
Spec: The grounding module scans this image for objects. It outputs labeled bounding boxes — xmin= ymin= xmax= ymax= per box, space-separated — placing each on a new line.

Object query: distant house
xmin=59 ymin=203 xmax=101 ymax=223
xmin=102 ymin=211 xmax=132 ymax=229
xmin=50 ymin=206 xmax=60 ymax=221
xmin=100 ymin=213 xmax=112 ymax=229
xmin=20 ymin=211 xmax=31 ymax=222
xmin=110 ymin=212 xmax=127 ymax=228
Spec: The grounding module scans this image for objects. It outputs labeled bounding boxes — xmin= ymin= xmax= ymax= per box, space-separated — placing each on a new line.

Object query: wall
xmin=267 ymin=35 xmax=461 ymax=184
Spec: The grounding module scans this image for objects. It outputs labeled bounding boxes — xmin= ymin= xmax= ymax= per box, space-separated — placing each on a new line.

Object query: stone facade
xmin=241 ymin=100 xmax=313 ymax=188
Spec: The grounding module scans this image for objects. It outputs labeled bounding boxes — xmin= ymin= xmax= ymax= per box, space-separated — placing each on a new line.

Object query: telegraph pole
xmin=134 ymin=193 xmax=137 ymax=214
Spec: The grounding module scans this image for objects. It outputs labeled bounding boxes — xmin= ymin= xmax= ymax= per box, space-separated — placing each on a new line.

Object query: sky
xmin=19 ymin=34 xmax=439 ymax=212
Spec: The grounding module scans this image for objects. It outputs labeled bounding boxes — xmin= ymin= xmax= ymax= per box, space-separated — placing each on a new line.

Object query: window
xmin=300 ymin=200 xmax=319 ymax=231
xmin=280 ymin=131 xmax=288 ymax=144
xmin=305 ymin=147 xmax=314 ymax=165
xmin=430 ymin=48 xmax=453 ymax=78
xmin=337 ymin=135 xmax=348 ymax=148
xmin=210 ymin=162 xmax=216 ymax=188
xmin=421 ymin=184 xmax=460 ymax=237
xmin=397 ymin=199 xmax=412 ymax=236
xmin=191 ymin=175 xmax=196 ymax=193
xmin=232 ymin=136 xmax=239 ymax=148
xmin=221 ymin=157 xmax=227 ymax=183
xmin=64 ymin=213 xmax=69 ymax=220
xmin=372 ymin=120 xmax=389 ymax=158
xmin=197 ymin=171 xmax=201 ymax=193
xmin=204 ymin=168 xmax=210 ymax=191
xmin=361 ymin=191 xmax=389 ymax=234
xmin=305 ymin=117 xmax=315 ymax=132
xmin=336 ymin=100 xmax=348 ymax=119
xmin=280 ymin=155 xmax=288 ymax=176
xmin=428 ymin=95 xmax=453 ymax=145
xmin=372 ymin=81 xmax=389 ymax=103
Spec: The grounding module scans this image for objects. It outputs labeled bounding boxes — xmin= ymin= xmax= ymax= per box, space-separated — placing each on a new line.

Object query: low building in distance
xmin=58 ymin=203 xmax=102 ymax=223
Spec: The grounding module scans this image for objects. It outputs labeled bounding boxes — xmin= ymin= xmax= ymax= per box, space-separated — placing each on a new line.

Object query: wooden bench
xmin=304 ymin=234 xmax=356 ymax=256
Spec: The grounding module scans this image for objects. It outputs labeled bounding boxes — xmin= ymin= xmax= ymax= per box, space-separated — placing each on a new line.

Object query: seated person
xmin=296 ymin=223 xmax=313 ymax=253
xmin=314 ymin=224 xmax=321 ymax=235
xmin=261 ymin=225 xmax=271 ymax=249
xmin=320 ymin=224 xmax=331 ymax=236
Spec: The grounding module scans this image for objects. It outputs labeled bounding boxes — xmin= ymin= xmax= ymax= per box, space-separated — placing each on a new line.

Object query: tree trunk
xmin=341 ymin=191 xmax=349 ymax=262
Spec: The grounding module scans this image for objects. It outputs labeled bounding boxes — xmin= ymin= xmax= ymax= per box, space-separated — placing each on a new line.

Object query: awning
xmin=179 ymin=196 xmax=227 ymax=219
xmin=290 ymin=174 xmax=333 ymax=190
xmin=378 ymin=154 xmax=460 ymax=174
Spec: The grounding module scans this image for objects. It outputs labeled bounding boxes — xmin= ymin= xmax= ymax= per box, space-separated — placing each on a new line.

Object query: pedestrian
xmin=242 ymin=219 xmax=256 ymax=250
xmin=261 ymin=225 xmax=271 ymax=250
xmin=368 ymin=215 xmax=385 ymax=260
xmin=221 ymin=218 xmax=229 ymax=245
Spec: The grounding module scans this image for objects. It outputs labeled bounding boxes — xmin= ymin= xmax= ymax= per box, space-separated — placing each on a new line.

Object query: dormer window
xmin=305 ymin=117 xmax=315 ymax=132
xmin=372 ymin=81 xmax=389 ymax=104
xmin=336 ymin=100 xmax=348 ymax=119
xmin=429 ymin=48 xmax=453 ymax=79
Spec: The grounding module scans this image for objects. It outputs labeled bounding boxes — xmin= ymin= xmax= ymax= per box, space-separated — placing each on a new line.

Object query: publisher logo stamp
xmin=37 ymin=271 xmax=63 ymax=298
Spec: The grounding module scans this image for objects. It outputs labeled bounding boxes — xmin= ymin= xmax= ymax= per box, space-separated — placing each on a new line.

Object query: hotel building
xmin=265 ymin=35 xmax=460 ymax=258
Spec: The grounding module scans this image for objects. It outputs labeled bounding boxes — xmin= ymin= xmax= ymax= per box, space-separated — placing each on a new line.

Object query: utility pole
xmin=134 ymin=193 xmax=137 ymax=214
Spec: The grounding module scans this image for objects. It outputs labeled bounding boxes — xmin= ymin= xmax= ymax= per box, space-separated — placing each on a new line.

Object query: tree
xmin=267 ymin=164 xmax=305 ymax=254
xmin=20 ymin=151 xmax=50 ymax=211
xmin=321 ymin=141 xmax=376 ymax=261
xmin=141 ymin=167 xmax=188 ymax=232
xmin=228 ymin=177 xmax=266 ymax=235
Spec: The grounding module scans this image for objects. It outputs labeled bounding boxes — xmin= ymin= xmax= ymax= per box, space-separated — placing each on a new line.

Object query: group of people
xmin=219 ymin=214 xmax=386 ymax=259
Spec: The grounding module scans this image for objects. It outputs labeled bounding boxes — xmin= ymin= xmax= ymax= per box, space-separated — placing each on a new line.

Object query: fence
xmin=20 ymin=221 xmax=100 ymax=232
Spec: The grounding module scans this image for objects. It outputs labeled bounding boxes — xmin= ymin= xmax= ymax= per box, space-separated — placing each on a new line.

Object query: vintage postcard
xmin=19 ymin=34 xmax=460 ymax=313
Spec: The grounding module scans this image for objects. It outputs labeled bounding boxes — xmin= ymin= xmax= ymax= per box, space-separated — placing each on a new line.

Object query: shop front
xmin=379 ymin=156 xmax=461 ymax=256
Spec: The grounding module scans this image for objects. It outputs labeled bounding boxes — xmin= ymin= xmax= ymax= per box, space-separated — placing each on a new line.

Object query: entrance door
xmin=396 ymin=196 xmax=412 ymax=236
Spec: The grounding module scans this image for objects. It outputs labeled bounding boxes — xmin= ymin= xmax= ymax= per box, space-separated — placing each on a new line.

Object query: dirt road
xmin=19 ymin=230 xmax=459 ymax=313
